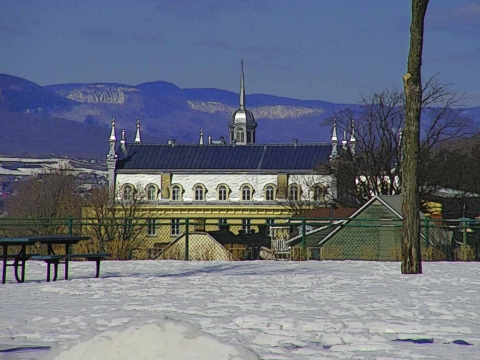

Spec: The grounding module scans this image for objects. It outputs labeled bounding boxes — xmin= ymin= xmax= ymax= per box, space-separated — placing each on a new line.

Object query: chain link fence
xmin=0 ymin=216 xmax=479 ymax=261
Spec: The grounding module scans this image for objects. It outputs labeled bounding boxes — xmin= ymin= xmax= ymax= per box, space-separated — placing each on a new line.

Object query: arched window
xmin=146 ymin=184 xmax=158 ymax=201
xmin=122 ymin=184 xmax=134 ymax=201
xmin=241 ymin=185 xmax=252 ymax=201
xmin=265 ymin=185 xmax=275 ymax=201
xmin=194 ymin=184 xmax=205 ymax=201
xmin=218 ymin=185 xmax=228 ymax=201
xmin=235 ymin=129 xmax=245 ymax=143
xmin=313 ymin=184 xmax=324 ymax=201
xmin=171 ymin=185 xmax=181 ymax=201
xmin=288 ymin=184 xmax=300 ymax=201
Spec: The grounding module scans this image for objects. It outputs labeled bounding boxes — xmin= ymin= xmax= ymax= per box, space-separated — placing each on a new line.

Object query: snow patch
xmin=41 ymin=318 xmax=258 ymax=360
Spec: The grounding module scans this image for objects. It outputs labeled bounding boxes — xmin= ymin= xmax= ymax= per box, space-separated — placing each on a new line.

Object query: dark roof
xmin=116 ymin=144 xmax=331 ymax=171
xmin=292 ymin=207 xmax=358 ymax=219
xmin=207 ymin=230 xmax=271 ymax=247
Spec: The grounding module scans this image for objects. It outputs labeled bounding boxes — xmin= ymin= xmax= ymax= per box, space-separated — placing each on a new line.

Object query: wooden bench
xmin=31 ymin=253 xmax=110 ymax=282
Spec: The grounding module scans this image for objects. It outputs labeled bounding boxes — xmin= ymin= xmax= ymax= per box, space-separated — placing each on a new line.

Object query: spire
xmin=330 ymin=118 xmax=338 ymax=160
xmin=350 ymin=119 xmax=356 ymax=156
xmin=331 ymin=118 xmax=338 ymax=143
xmin=109 ymin=118 xmax=116 ymax=142
xmin=239 ymin=60 xmax=245 ymax=109
xmin=199 ymin=128 xmax=204 ymax=145
xmin=350 ymin=119 xmax=356 ymax=143
xmin=341 ymin=129 xmax=347 ymax=148
xmin=120 ymin=129 xmax=127 ymax=153
xmin=107 ymin=118 xmax=117 ymax=160
xmin=134 ymin=119 xmax=141 ymax=143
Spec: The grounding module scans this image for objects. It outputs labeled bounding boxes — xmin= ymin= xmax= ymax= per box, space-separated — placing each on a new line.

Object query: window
xmin=194 ymin=185 xmax=204 ymax=201
xmin=171 ymin=219 xmax=181 ymax=236
xmin=265 ymin=185 xmax=275 ymax=201
xmin=171 ymin=185 xmax=181 ymax=201
xmin=242 ymin=219 xmax=251 ymax=233
xmin=236 ymin=129 xmax=245 ymax=143
xmin=241 ymin=185 xmax=252 ymax=201
xmin=147 ymin=218 xmax=157 ymax=236
xmin=266 ymin=219 xmax=275 ymax=236
xmin=289 ymin=185 xmax=299 ymax=201
xmin=313 ymin=185 xmax=324 ymax=201
xmin=218 ymin=185 xmax=228 ymax=201
xmin=123 ymin=184 xmax=134 ymax=201
xmin=146 ymin=185 xmax=157 ymax=201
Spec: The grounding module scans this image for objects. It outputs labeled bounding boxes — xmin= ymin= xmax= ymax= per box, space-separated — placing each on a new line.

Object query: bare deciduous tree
xmin=275 ymin=174 xmax=335 ymax=215
xmin=4 ymin=167 xmax=83 ymax=235
xmin=82 ymin=184 xmax=148 ymax=260
xmin=325 ymin=76 xmax=470 ymax=206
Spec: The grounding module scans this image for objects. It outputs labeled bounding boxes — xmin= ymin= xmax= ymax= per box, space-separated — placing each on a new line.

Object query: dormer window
xmin=146 ymin=184 xmax=158 ymax=201
xmin=218 ymin=185 xmax=228 ymax=201
xmin=171 ymin=185 xmax=182 ymax=201
xmin=265 ymin=185 xmax=275 ymax=201
xmin=122 ymin=184 xmax=134 ymax=201
xmin=313 ymin=184 xmax=325 ymax=201
xmin=194 ymin=184 xmax=206 ymax=201
xmin=288 ymin=184 xmax=300 ymax=201
xmin=241 ymin=185 xmax=252 ymax=201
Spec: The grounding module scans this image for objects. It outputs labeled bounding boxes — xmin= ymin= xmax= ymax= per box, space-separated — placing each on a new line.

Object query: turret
xmin=106 ymin=118 xmax=118 ymax=203
xmin=330 ymin=118 xmax=338 ymax=160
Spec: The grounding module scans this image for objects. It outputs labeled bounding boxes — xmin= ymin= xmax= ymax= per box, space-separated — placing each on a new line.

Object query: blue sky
xmin=1 ymin=0 xmax=479 ymax=106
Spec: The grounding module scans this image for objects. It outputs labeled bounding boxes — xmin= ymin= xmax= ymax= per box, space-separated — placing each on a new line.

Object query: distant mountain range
xmin=0 ymin=73 xmax=478 ymax=158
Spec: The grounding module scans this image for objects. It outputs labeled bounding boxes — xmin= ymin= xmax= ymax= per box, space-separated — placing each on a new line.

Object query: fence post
xmin=424 ymin=217 xmax=429 ymax=248
xmin=68 ymin=217 xmax=73 ymax=237
xmin=185 ymin=218 xmax=189 ymax=261
xmin=301 ymin=216 xmax=307 ymax=260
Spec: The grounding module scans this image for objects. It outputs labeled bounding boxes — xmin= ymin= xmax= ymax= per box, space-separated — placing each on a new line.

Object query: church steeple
xmin=228 ymin=61 xmax=257 ymax=145
xmin=240 ymin=60 xmax=245 ymax=109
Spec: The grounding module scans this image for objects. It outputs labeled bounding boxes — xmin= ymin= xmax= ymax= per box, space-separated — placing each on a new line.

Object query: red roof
xmin=293 ymin=207 xmax=358 ymax=219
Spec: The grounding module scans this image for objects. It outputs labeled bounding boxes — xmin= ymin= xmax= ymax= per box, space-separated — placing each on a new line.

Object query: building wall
xmin=116 ymin=173 xmax=334 ymax=202
xmin=322 ymin=200 xmax=402 ymax=261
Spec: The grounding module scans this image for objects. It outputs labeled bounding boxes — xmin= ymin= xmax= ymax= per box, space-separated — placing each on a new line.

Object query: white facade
xmin=115 ymin=173 xmax=335 ymax=203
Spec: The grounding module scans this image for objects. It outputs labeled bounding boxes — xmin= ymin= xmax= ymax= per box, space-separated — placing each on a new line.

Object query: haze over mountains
xmin=0 ymin=73 xmax=478 ymax=159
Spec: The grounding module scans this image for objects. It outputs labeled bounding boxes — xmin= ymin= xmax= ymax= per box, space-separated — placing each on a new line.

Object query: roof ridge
xmin=128 ymin=143 xmax=331 ymax=147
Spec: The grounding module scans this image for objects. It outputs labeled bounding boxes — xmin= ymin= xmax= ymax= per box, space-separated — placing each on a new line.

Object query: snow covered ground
xmin=0 ymin=260 xmax=479 ymax=359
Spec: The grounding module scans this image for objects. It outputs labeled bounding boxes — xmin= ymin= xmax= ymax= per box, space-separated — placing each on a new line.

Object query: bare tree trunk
xmin=402 ymin=0 xmax=429 ymax=274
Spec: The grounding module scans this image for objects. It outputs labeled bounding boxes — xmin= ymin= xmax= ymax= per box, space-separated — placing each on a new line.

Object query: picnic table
xmin=1 ymin=236 xmax=110 ymax=284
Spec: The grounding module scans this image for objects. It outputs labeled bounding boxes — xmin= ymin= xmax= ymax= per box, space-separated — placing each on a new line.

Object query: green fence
xmin=0 ymin=216 xmax=478 ymax=261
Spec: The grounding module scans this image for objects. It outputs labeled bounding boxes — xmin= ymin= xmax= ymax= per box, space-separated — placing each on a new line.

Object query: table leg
xmin=2 ymin=245 xmax=7 ymax=284
xmin=14 ymin=247 xmax=26 ymax=283
xmin=46 ymin=262 xmax=51 ymax=282
xmin=20 ymin=245 xmax=26 ymax=282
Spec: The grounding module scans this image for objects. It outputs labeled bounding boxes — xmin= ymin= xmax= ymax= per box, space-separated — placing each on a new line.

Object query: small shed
xmin=287 ymin=195 xmax=438 ymax=261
